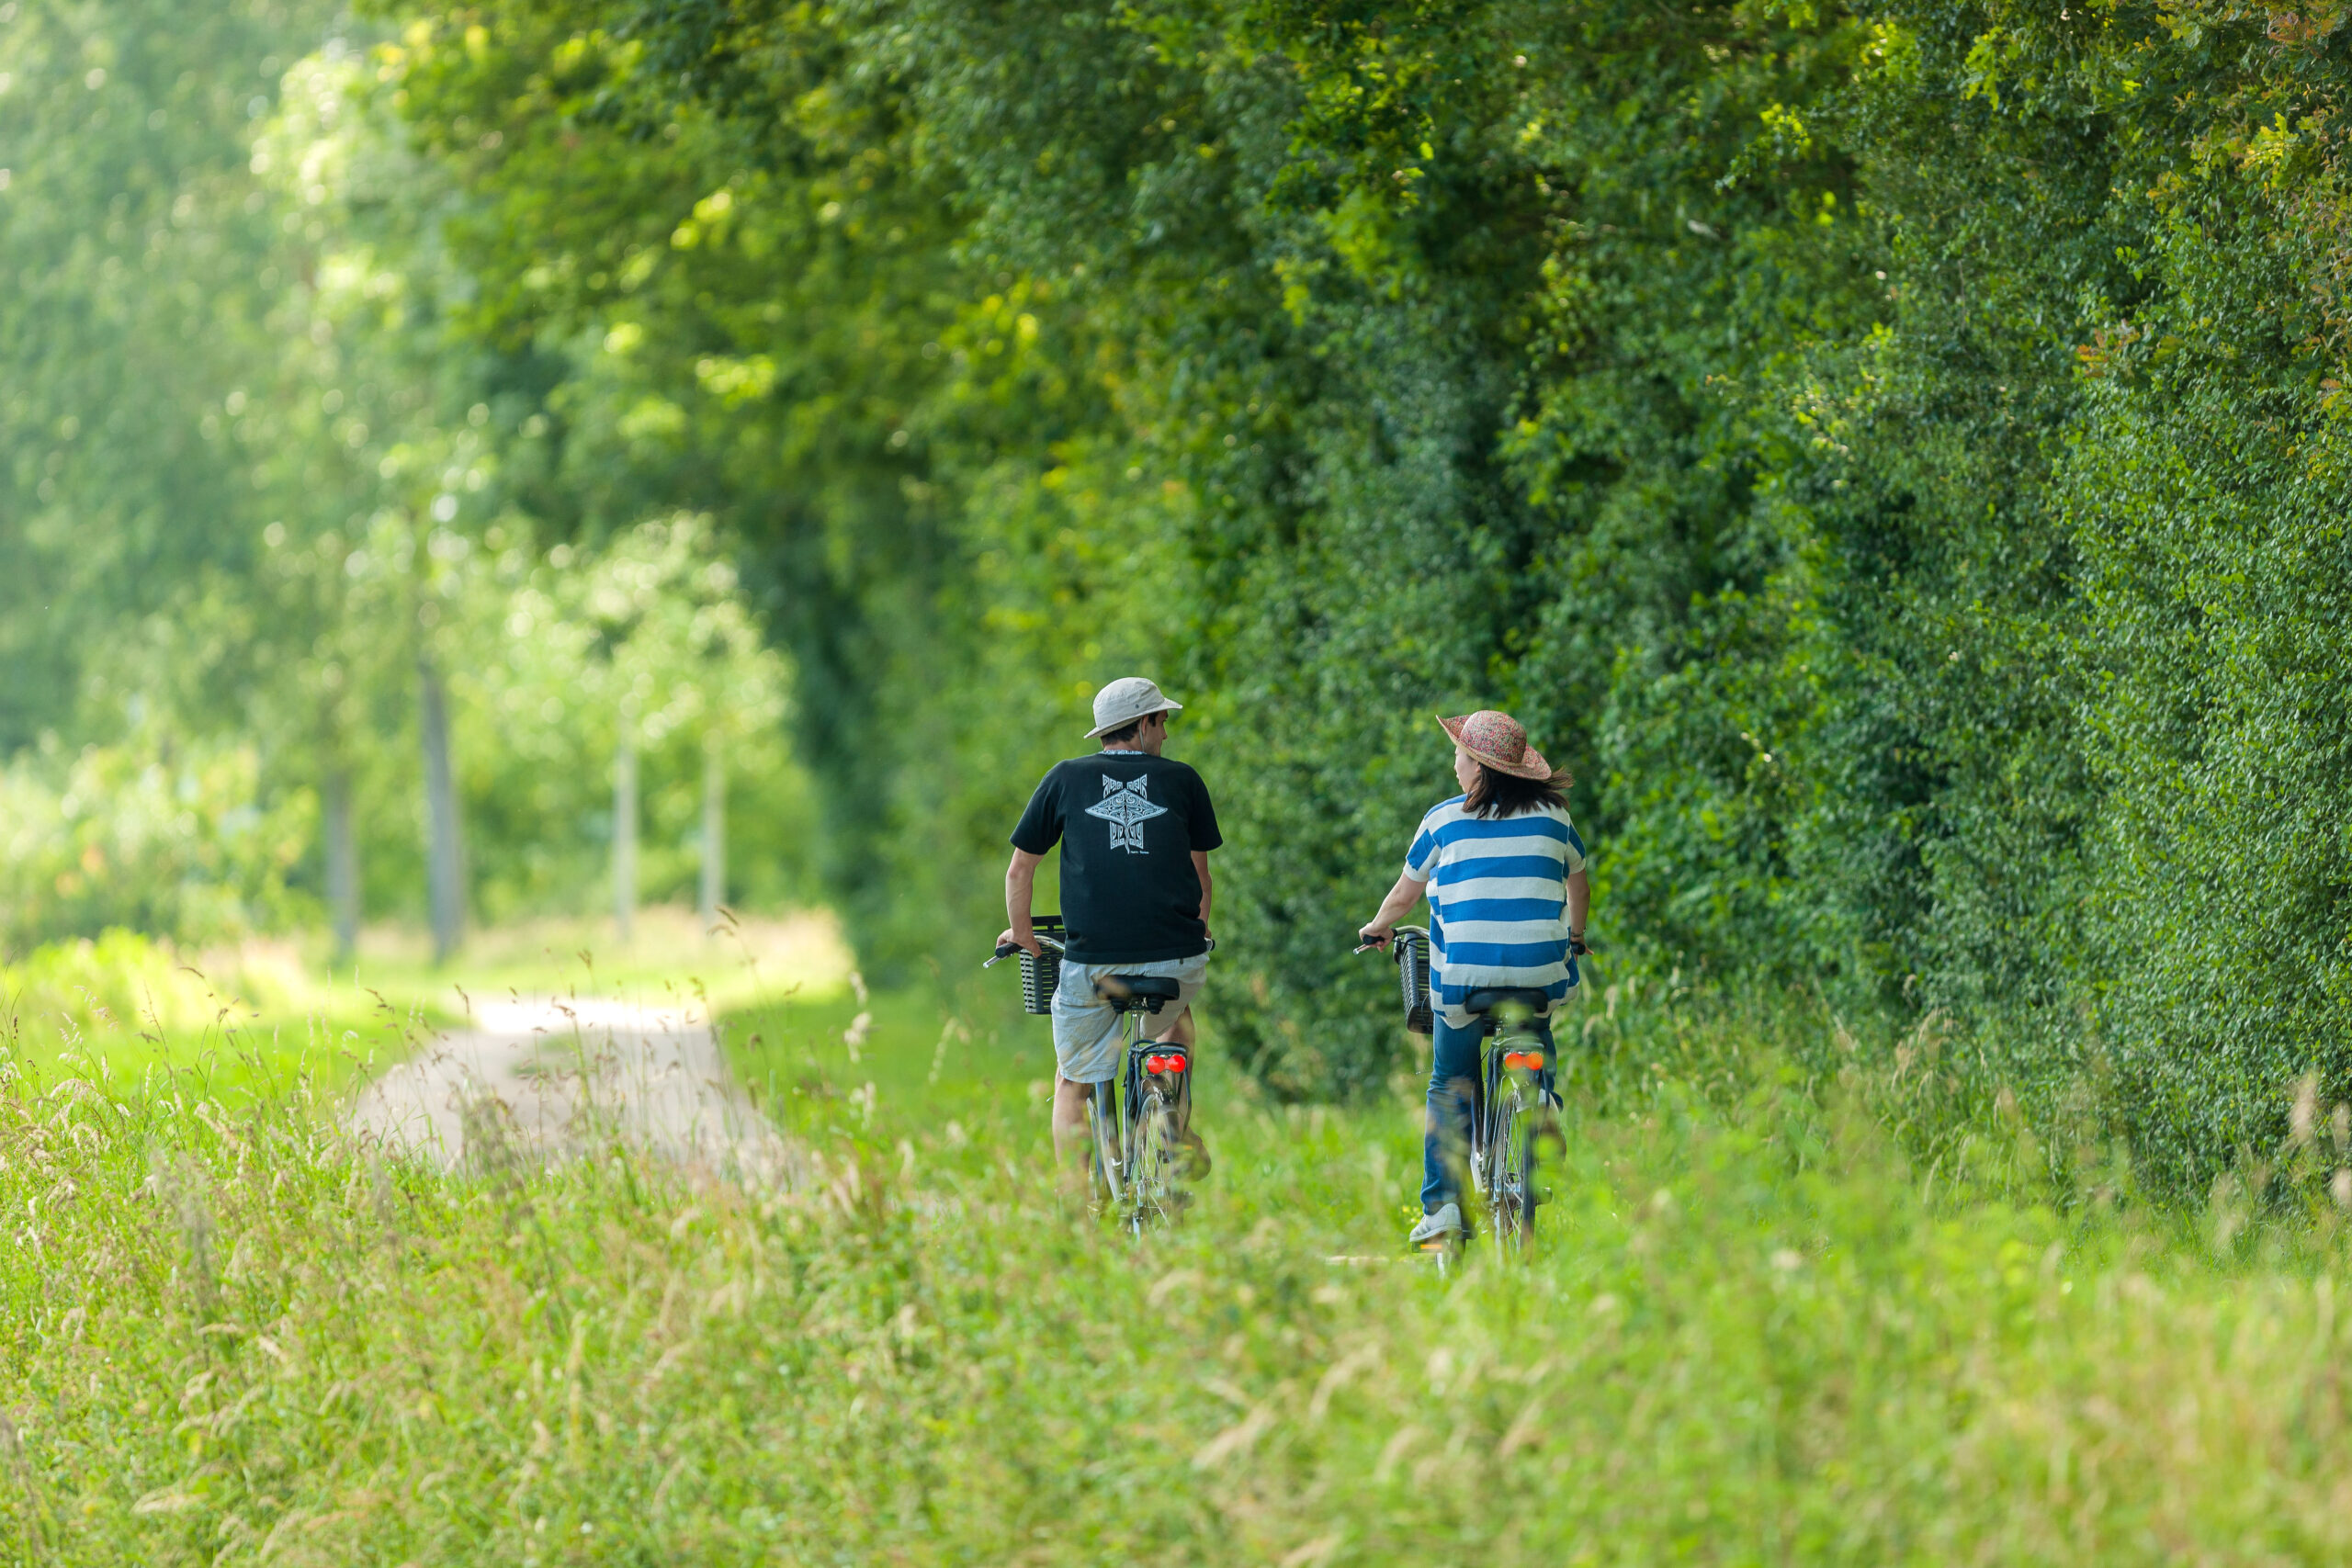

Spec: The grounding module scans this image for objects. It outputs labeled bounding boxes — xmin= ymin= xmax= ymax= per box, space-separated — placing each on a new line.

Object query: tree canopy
xmin=10 ymin=0 xmax=2352 ymax=1186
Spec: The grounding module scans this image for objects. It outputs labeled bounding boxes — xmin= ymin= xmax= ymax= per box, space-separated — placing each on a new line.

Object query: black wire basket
xmin=1394 ymin=931 xmax=1433 ymax=1035
xmin=1020 ymin=916 xmax=1066 ymax=1015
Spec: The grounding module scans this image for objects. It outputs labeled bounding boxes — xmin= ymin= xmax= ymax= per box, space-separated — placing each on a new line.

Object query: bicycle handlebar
xmin=1351 ymin=925 xmax=1599 ymax=957
xmin=1353 ymin=923 xmax=1430 ymax=955
xmin=984 ymin=932 xmax=1068 ymax=968
xmin=988 ymin=931 xmax=1220 ymax=966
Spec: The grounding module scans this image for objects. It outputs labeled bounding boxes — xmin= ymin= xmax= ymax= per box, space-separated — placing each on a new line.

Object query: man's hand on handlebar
xmin=996 ymin=926 xmax=1043 ymax=959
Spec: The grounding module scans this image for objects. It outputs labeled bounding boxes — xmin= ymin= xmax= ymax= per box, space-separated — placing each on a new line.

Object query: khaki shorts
xmin=1051 ymin=953 xmax=1209 ymax=1084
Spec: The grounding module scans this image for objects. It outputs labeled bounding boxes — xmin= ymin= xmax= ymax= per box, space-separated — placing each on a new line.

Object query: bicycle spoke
xmin=1128 ymin=1089 xmax=1176 ymax=1231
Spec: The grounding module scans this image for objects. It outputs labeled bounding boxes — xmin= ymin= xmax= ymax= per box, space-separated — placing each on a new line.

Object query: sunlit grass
xmin=336 ymin=905 xmax=854 ymax=1021
xmin=6 ymin=954 xmax=2352 ymax=1562
xmin=0 ymin=908 xmax=853 ymax=1092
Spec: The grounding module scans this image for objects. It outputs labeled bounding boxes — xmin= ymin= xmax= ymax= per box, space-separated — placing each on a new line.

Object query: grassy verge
xmin=0 ymin=908 xmax=852 ymax=1092
xmin=5 ymin=974 xmax=2352 ymax=1562
xmin=333 ymin=907 xmax=853 ymax=1022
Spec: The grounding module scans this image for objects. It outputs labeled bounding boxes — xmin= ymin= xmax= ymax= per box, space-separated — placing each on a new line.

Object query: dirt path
xmin=345 ymin=995 xmax=797 ymax=1187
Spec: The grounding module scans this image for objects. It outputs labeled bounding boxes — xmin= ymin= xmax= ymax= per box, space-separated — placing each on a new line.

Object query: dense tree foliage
xmin=0 ymin=1 xmax=809 ymax=949
xmin=345 ymin=0 xmax=2352 ymax=1185
xmin=12 ymin=0 xmax=2352 ymax=1185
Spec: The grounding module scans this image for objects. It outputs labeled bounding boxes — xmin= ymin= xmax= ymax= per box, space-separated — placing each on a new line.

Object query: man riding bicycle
xmin=1359 ymin=710 xmax=1589 ymax=1248
xmin=1000 ymin=677 xmax=1222 ymax=1182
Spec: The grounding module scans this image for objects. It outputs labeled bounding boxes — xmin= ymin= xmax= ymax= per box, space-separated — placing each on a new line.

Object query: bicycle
xmin=1356 ymin=924 xmax=1564 ymax=1256
xmin=989 ymin=922 xmax=1195 ymax=1234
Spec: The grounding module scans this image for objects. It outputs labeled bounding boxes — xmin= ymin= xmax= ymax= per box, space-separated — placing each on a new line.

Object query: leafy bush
xmin=0 ymin=930 xmax=310 ymax=1055
xmin=0 ymin=739 xmax=315 ymax=953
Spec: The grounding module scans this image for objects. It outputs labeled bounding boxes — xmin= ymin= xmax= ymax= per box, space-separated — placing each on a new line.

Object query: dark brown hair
xmin=1464 ymin=763 xmax=1570 ymax=819
xmin=1100 ymin=710 xmax=1165 ymax=746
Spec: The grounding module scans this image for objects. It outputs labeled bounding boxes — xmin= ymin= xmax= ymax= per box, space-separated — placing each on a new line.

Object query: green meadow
xmin=0 ymin=909 xmax=850 ymax=1093
xmin=3 ymin=938 xmax=2350 ymax=1565
xmin=16 ymin=0 xmax=2352 ymax=1560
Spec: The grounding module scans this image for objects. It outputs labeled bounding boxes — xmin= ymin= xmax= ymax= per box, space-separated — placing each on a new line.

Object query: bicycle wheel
xmin=1086 ymin=1087 xmax=1124 ymax=1211
xmin=1464 ymin=1055 xmax=1491 ymax=1202
xmin=1126 ymin=1086 xmax=1180 ymax=1231
xmin=1487 ymin=1070 xmax=1538 ymax=1252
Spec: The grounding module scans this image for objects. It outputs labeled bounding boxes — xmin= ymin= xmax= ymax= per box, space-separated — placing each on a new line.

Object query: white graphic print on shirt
xmin=1084 ymin=773 xmax=1168 ymax=852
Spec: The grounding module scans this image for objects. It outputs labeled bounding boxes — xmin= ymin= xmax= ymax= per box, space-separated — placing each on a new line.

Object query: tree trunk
xmin=419 ymin=655 xmax=465 ymax=964
xmin=699 ymin=728 xmax=725 ymax=927
xmin=614 ymin=699 xmax=638 ymax=943
xmin=323 ymin=761 xmax=359 ymax=965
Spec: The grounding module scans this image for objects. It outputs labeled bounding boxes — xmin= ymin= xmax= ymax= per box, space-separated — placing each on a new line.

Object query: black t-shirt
xmin=1011 ymin=750 xmax=1223 ymax=964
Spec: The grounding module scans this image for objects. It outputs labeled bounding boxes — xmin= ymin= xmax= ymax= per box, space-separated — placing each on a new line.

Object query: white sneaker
xmin=1408 ymin=1202 xmax=1464 ymax=1246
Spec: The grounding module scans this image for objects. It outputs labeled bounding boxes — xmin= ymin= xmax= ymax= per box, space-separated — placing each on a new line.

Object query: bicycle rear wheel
xmin=1126 ymin=1086 xmax=1182 ymax=1231
xmin=1487 ymin=1071 xmax=1538 ymax=1252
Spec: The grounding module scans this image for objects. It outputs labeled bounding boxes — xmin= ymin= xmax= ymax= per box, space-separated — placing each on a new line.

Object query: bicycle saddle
xmin=1098 ymin=974 xmax=1182 ymax=1012
xmin=1463 ymin=987 xmax=1552 ymax=1018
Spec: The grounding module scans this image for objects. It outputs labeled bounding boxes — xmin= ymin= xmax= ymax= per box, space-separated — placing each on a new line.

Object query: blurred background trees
xmin=0 ymin=2 xmax=809 ymax=963
xmin=8 ymin=0 xmax=2352 ymax=1187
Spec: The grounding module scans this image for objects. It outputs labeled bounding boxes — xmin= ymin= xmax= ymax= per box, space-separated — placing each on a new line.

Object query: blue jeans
xmin=1422 ymin=1013 xmax=1555 ymax=1213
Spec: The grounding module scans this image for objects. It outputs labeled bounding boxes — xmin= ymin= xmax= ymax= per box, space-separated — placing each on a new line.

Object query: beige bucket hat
xmin=1087 ymin=676 xmax=1184 ymax=738
xmin=1439 ymin=709 xmax=1561 ymax=781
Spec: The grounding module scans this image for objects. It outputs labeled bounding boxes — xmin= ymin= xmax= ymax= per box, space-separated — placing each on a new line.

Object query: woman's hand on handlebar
xmin=1355 ymin=923 xmax=1393 ymax=953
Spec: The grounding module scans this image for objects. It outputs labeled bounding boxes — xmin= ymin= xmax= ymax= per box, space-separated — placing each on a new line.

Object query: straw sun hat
xmin=1439 ymin=709 xmax=1566 ymax=783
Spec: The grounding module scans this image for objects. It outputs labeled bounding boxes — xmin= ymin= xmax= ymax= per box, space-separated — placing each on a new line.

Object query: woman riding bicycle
xmin=1358 ymin=710 xmax=1590 ymax=1247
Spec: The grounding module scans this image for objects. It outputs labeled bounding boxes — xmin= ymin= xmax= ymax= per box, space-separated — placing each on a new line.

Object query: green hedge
xmin=374 ymin=0 xmax=2352 ymax=1186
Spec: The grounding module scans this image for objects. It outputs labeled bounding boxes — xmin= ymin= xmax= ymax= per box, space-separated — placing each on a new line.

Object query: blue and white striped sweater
xmin=1403 ymin=799 xmax=1587 ymax=1021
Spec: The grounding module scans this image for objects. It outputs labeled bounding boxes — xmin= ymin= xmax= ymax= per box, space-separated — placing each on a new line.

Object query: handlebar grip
xmin=993 ymin=942 xmax=1021 ymax=959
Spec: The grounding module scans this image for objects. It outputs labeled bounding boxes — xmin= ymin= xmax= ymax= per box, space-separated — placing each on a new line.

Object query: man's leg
xmin=1149 ymin=1006 xmax=1211 ymax=1176
xmin=1149 ymin=959 xmax=1211 ymax=1174
xmin=1047 ymin=961 xmax=1121 ymax=1194
xmin=1051 ymin=1075 xmax=1099 ymax=1170
xmin=1152 ymin=1003 xmax=1197 ymax=1139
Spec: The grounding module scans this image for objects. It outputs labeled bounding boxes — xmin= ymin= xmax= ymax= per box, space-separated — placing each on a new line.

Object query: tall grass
xmin=0 ymin=911 xmax=854 ymax=1099
xmin=3 ymin=974 xmax=2351 ymax=1563
xmin=0 ymin=931 xmax=413 ymax=1095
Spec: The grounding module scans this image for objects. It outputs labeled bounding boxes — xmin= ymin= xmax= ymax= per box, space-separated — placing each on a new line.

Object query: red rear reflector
xmin=1143 ymin=1054 xmax=1188 ymax=1074
xmin=1504 ymin=1051 xmax=1543 ymax=1071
